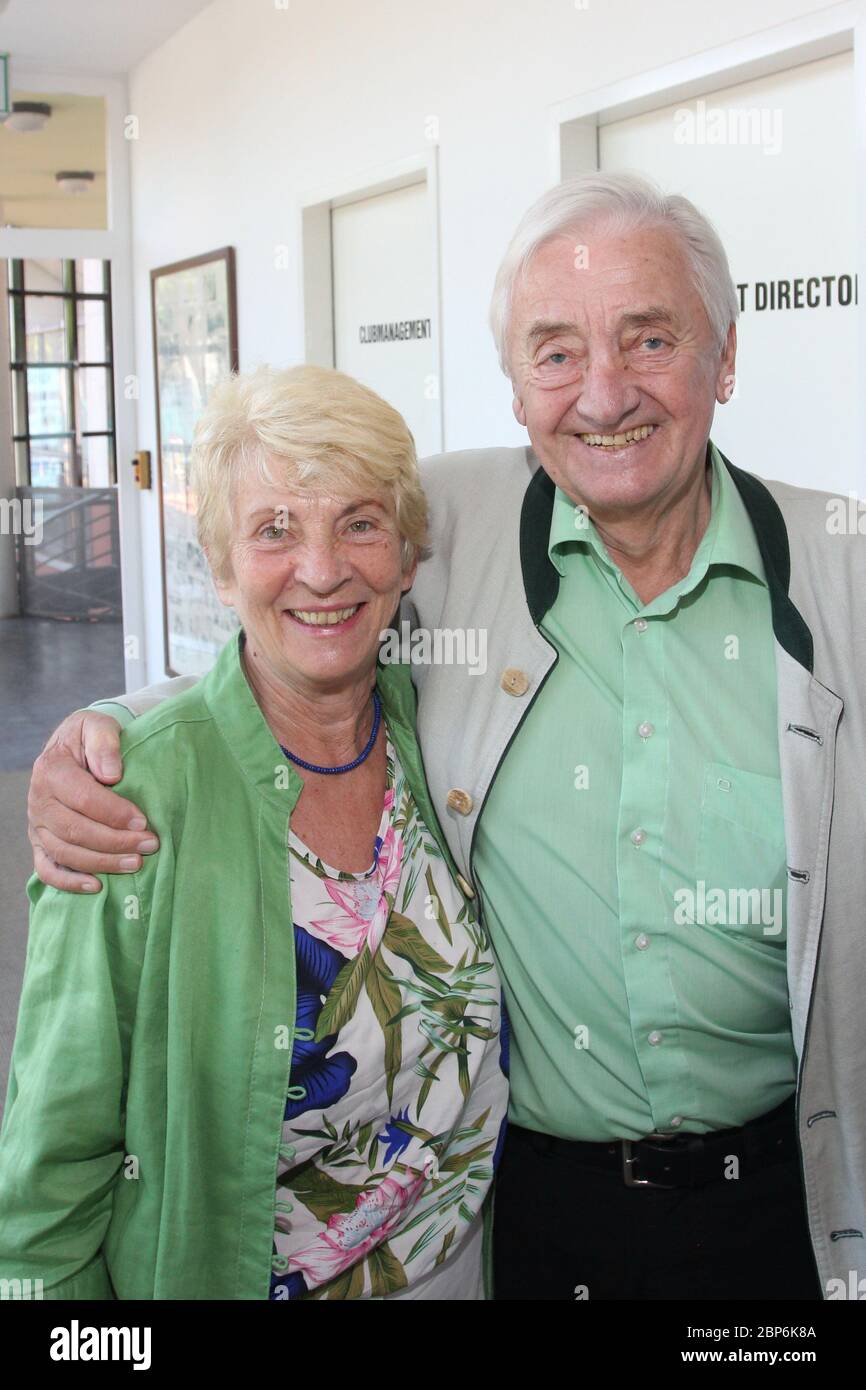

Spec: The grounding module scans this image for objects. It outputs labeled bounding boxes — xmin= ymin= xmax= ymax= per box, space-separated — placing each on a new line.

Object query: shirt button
xmin=637 ymin=721 xmax=655 ymax=739
xmin=447 ymin=788 xmax=474 ymax=816
xmin=500 ymin=667 xmax=530 ymax=697
xmin=647 ymin=1030 xmax=663 ymax=1046
xmin=634 ymin=618 xmax=648 ymax=633
xmin=456 ymin=873 xmax=476 ymax=899
xmin=630 ymin=827 xmax=647 ymax=847
xmin=281 ymin=1144 xmax=296 ymax=1161
xmin=635 ymin=933 xmax=650 ymax=950
xmin=669 ymin=1116 xmax=683 ymax=1129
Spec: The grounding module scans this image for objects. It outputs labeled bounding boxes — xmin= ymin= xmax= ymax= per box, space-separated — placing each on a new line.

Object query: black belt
xmin=510 ymin=1094 xmax=798 ymax=1189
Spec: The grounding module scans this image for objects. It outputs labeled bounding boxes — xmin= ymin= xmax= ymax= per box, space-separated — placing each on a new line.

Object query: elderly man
xmin=25 ymin=174 xmax=866 ymax=1301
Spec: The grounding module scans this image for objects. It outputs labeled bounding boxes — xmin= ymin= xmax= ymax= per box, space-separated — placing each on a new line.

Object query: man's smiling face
xmin=507 ymin=221 xmax=736 ymax=518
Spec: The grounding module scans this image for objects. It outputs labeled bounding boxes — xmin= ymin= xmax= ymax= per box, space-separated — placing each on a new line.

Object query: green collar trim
xmin=519 ymin=443 xmax=814 ymax=672
xmin=520 ymin=459 xmax=560 ymax=626
xmin=719 ymin=451 xmax=814 ymax=672
xmin=546 ymin=443 xmax=765 ymax=587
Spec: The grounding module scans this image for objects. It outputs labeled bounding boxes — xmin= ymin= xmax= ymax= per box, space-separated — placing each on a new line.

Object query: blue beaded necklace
xmin=279 ymin=689 xmax=382 ymax=775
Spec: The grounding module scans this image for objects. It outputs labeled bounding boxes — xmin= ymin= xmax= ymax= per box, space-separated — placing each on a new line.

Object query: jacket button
xmin=447 ymin=788 xmax=474 ymax=816
xmin=501 ymin=667 xmax=530 ymax=697
xmin=456 ymin=873 xmax=476 ymax=898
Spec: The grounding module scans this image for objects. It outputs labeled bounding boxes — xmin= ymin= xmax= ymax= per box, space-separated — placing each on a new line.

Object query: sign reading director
xmin=736 ymin=275 xmax=858 ymax=311
xmin=360 ymin=318 xmax=432 ymax=343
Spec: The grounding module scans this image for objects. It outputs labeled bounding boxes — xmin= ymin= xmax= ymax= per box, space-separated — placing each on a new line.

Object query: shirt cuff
xmin=87 ymin=699 xmax=137 ymax=731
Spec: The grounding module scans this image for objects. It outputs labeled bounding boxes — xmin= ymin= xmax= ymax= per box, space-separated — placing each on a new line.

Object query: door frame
xmin=298 ymin=147 xmax=445 ymax=454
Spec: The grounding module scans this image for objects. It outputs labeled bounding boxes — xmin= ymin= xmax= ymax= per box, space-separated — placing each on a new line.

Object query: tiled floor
xmin=0 ymin=615 xmax=126 ymax=772
xmin=0 ymin=615 xmax=125 ymax=1110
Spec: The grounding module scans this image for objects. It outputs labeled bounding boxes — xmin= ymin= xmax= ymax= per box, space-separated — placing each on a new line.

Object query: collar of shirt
xmin=546 ymin=439 xmax=768 ymax=615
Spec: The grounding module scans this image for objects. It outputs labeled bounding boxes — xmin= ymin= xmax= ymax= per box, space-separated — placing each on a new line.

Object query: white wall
xmin=598 ymin=51 xmax=859 ymax=494
xmin=125 ymin=0 xmax=861 ymax=683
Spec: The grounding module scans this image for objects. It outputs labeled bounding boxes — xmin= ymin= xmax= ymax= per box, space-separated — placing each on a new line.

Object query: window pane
xmin=27 ymin=367 xmax=71 ymax=435
xmin=75 ymin=259 xmax=108 ymax=295
xmin=78 ymin=367 xmax=111 ymax=433
xmin=24 ymin=296 xmax=68 ymax=363
xmin=30 ymin=438 xmax=71 ymax=488
xmin=81 ymin=435 xmax=112 ymax=488
xmin=8 ymin=259 xmax=116 ymax=490
xmin=14 ymin=440 xmax=30 ymax=486
xmin=10 ymin=366 xmax=28 ymax=436
xmin=76 ymin=298 xmax=108 ymax=362
xmin=9 ymin=291 xmax=26 ymax=362
xmin=85 ymin=495 xmax=116 ymax=567
xmin=24 ymin=259 xmax=65 ymax=293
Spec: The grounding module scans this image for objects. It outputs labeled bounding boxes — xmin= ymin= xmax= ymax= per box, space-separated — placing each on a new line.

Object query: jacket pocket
xmin=691 ymin=762 xmax=787 ymax=942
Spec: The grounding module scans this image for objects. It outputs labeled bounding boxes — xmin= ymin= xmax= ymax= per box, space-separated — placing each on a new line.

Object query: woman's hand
xmin=28 ymin=711 xmax=160 ymax=892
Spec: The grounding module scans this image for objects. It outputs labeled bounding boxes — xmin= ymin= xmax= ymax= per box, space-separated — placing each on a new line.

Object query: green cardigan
xmin=0 ymin=632 xmax=490 ymax=1299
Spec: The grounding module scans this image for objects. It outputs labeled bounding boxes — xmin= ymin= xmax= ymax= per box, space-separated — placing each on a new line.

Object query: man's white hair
xmin=489 ymin=170 xmax=739 ymax=377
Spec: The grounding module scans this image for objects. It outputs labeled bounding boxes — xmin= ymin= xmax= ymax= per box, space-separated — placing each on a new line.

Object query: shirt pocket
xmin=692 ymin=761 xmax=788 ymax=942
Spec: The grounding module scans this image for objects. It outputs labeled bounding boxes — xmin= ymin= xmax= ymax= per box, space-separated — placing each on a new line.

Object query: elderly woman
xmin=0 ymin=365 xmax=508 ymax=1301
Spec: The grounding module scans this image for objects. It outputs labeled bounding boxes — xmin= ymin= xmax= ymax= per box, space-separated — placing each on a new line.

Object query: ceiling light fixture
xmin=55 ymin=170 xmax=95 ymax=195
xmin=2 ymin=101 xmax=53 ymax=134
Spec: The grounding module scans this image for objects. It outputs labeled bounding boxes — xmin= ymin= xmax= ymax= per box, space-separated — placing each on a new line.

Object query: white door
xmin=599 ymin=52 xmax=859 ymax=495
xmin=331 ymin=181 xmax=441 ymax=460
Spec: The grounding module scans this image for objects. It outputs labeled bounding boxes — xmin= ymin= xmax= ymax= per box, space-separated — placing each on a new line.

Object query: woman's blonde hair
xmin=191 ymin=363 xmax=429 ymax=581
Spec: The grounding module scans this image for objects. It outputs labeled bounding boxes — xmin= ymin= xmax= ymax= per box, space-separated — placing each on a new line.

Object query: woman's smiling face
xmin=214 ymin=472 xmax=416 ymax=694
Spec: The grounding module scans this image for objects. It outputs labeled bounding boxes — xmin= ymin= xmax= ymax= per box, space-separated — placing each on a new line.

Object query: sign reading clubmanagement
xmin=359 ymin=317 xmax=432 ymax=343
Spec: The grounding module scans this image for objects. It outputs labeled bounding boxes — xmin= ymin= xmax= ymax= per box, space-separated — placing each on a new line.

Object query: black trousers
xmin=493 ymin=1123 xmax=823 ymax=1301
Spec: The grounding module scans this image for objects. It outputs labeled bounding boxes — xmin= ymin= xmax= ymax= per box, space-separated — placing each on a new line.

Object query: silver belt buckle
xmin=621 ymin=1135 xmax=678 ymax=1188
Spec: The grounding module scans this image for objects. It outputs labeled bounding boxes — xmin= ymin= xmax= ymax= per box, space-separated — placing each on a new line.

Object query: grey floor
xmin=0 ymin=615 xmax=125 ymax=1112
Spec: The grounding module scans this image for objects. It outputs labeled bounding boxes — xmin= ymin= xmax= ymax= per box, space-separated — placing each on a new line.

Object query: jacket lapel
xmin=376 ymin=660 xmax=474 ymax=898
xmin=705 ymin=454 xmax=841 ymax=1058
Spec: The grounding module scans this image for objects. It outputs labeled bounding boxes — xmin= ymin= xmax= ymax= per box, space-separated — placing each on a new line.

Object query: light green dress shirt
xmin=474 ymin=442 xmax=796 ymax=1141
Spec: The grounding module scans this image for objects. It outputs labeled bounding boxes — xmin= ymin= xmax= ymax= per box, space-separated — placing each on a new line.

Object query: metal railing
xmin=16 ymin=485 xmax=122 ymax=620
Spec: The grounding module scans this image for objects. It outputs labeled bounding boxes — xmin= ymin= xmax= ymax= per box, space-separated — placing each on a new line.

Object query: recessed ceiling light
xmin=2 ymin=101 xmax=53 ymax=134
xmin=55 ymin=171 xmax=96 ymax=195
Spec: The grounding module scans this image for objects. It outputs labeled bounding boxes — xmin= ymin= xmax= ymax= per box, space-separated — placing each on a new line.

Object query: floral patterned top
xmin=268 ymin=727 xmax=509 ymax=1300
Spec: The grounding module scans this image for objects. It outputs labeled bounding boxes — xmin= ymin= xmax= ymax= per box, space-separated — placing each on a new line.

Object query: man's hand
xmin=28 ymin=710 xmax=160 ymax=892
